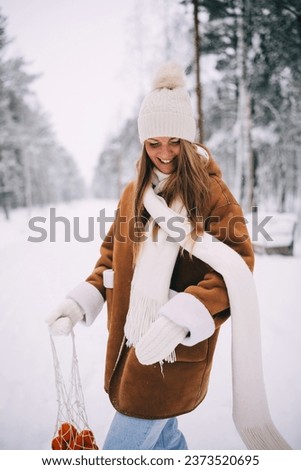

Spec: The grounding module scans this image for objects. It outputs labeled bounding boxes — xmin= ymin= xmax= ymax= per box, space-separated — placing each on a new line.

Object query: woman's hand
xmin=46 ymin=299 xmax=84 ymax=336
xmin=135 ymin=292 xmax=215 ymax=365
xmin=135 ymin=316 xmax=188 ymax=365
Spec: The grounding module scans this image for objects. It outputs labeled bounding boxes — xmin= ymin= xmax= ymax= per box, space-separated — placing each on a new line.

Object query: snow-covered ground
xmin=0 ymin=199 xmax=300 ymax=450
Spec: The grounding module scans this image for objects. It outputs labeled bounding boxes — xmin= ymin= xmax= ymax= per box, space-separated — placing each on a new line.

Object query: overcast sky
xmin=1 ymin=0 xmax=142 ymax=184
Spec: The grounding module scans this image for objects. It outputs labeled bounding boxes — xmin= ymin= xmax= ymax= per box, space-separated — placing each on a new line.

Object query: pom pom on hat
xmin=152 ymin=62 xmax=185 ymax=90
xmin=138 ymin=62 xmax=196 ymax=143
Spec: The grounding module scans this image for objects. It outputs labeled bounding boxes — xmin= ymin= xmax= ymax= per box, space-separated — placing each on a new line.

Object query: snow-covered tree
xmin=92 ymin=116 xmax=140 ymax=199
xmin=0 ymin=9 xmax=85 ymax=214
xmin=182 ymin=0 xmax=301 ymax=212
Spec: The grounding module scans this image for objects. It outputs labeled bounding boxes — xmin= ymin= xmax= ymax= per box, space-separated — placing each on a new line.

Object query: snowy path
xmin=0 ymin=199 xmax=300 ymax=450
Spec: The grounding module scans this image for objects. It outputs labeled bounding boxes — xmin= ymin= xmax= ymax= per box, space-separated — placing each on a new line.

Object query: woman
xmin=47 ymin=63 xmax=290 ymax=450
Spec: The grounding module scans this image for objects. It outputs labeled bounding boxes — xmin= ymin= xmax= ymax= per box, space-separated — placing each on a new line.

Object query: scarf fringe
xmin=124 ymin=287 xmax=176 ymax=364
xmin=236 ymin=422 xmax=291 ymax=450
xmin=124 ymin=288 xmax=161 ymax=347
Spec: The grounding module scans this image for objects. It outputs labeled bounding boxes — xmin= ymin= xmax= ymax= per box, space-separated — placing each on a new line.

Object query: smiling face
xmin=144 ymin=136 xmax=180 ymax=174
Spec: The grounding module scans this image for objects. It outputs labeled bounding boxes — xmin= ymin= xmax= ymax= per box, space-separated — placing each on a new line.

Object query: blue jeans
xmin=103 ymin=412 xmax=188 ymax=450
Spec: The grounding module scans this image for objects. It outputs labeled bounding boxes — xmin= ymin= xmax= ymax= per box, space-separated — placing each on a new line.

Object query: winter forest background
xmin=1 ymin=0 xmax=301 ymax=212
xmin=0 ymin=0 xmax=301 ymax=452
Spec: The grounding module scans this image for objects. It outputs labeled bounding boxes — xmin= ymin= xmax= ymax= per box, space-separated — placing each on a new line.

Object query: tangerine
xmin=58 ymin=422 xmax=77 ymax=444
xmin=66 ymin=439 xmax=75 ymax=450
xmin=52 ymin=435 xmax=67 ymax=450
xmin=74 ymin=429 xmax=98 ymax=450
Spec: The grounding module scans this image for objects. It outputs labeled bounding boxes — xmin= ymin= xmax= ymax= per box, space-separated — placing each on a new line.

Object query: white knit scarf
xmin=124 ymin=175 xmax=291 ymax=450
xmin=124 ymin=169 xmax=182 ymax=363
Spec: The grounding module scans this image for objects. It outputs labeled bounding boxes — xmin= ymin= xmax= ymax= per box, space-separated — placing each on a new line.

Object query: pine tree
xmin=0 ymin=9 xmax=85 ymax=212
xmin=181 ymin=0 xmax=301 ymax=212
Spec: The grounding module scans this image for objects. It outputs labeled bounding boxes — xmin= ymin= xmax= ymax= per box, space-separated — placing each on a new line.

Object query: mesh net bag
xmin=50 ymin=331 xmax=99 ymax=450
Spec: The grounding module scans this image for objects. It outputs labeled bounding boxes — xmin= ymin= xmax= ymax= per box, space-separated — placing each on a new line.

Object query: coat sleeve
xmin=184 ymin=179 xmax=255 ymax=321
xmin=85 ymin=221 xmax=115 ymax=301
xmin=85 ymin=181 xmax=135 ymax=299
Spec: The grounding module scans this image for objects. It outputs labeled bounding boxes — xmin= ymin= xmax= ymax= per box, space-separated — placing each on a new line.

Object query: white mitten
xmin=46 ymin=281 xmax=105 ymax=336
xmin=135 ymin=292 xmax=215 ymax=365
xmin=46 ymin=298 xmax=84 ymax=336
xmin=135 ymin=316 xmax=188 ymax=365
xmin=159 ymin=292 xmax=215 ymax=346
xmin=67 ymin=281 xmax=105 ymax=326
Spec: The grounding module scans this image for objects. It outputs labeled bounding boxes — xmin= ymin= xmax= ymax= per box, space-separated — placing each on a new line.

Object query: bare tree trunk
xmin=193 ymin=0 xmax=203 ymax=143
xmin=23 ymin=148 xmax=32 ymax=208
xmin=234 ymin=0 xmax=253 ymax=210
xmin=292 ymin=150 xmax=298 ymax=212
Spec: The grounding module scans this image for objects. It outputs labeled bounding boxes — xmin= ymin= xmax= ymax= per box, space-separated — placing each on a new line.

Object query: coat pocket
xmin=175 ymin=340 xmax=208 ymax=363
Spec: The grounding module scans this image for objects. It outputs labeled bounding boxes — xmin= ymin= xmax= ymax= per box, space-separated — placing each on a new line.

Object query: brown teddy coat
xmin=86 ymin=157 xmax=254 ymax=419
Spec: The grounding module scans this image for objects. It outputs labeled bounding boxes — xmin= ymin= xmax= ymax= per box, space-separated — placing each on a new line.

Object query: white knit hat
xmin=138 ymin=62 xmax=196 ymax=143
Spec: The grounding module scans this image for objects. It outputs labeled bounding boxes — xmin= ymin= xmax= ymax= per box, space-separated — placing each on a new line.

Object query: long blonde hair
xmin=133 ymin=139 xmax=211 ymax=255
